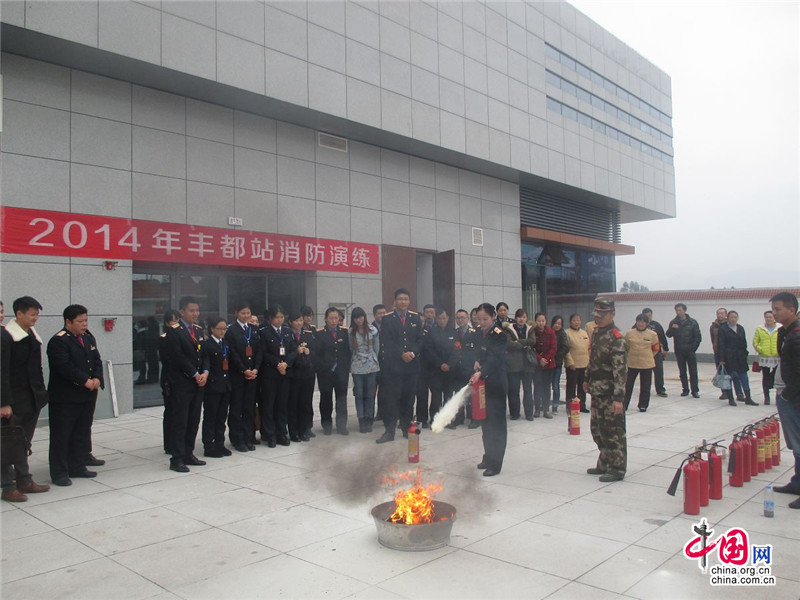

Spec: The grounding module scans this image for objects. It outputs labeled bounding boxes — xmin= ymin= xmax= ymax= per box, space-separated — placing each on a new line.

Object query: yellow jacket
xmin=564 ymin=327 xmax=590 ymax=369
xmin=752 ymin=325 xmax=779 ymax=357
xmin=625 ymin=328 xmax=659 ymax=369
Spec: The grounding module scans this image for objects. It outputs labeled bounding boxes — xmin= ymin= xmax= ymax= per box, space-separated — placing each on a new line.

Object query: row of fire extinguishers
xmin=666 ymin=415 xmax=781 ymax=515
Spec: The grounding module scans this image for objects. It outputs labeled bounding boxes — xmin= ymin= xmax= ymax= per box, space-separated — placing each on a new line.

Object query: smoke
xmin=430 ymin=384 xmax=471 ymax=433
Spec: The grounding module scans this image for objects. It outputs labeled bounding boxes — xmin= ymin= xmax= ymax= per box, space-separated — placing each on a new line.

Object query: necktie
xmin=332 ymin=328 xmax=337 ymax=341
xmin=295 ymin=332 xmax=300 ymax=343
xmin=78 ymin=335 xmax=85 ymax=348
xmin=189 ymin=327 xmax=197 ymax=344
xmin=400 ymin=313 xmax=406 ymax=326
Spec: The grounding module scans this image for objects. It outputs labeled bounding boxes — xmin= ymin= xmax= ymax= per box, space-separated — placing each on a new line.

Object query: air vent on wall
xmin=471 ymin=227 xmax=484 ymax=246
xmin=318 ymin=132 xmax=349 ymax=153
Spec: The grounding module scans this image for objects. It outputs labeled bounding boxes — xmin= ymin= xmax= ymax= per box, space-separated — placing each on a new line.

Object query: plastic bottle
xmin=763 ymin=485 xmax=775 ymax=518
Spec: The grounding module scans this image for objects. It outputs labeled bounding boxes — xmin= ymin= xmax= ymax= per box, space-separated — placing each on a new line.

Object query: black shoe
xmin=204 ymin=449 xmax=224 ymax=458
xmin=483 ymin=468 xmax=500 ymax=477
xmin=290 ymin=434 xmax=302 ymax=443
xmin=510 ymin=415 xmax=520 ymax=420
xmin=267 ymin=438 xmax=277 ymax=448
xmin=252 ymin=438 xmax=262 ymax=445
xmin=774 ymin=483 xmax=800 ymax=495
xmin=719 ymin=393 xmax=728 ymax=400
xmin=85 ymin=454 xmax=105 ymax=466
xmin=764 ymin=400 xmax=771 ymax=405
xmin=789 ymin=497 xmax=800 ymax=509
xmin=170 ymin=461 xmax=189 ymax=473
xmin=300 ymin=433 xmax=311 ymax=442
xmin=586 ymin=467 xmax=606 ymax=475
xmin=657 ymin=392 xmax=668 ymax=398
xmin=323 ymin=426 xmax=332 ymax=436
xmin=218 ymin=447 xmax=232 ymax=456
xmin=53 ymin=477 xmax=73 ymax=487
xmin=420 ymin=422 xmax=430 ymax=428
xmin=639 ymin=408 xmax=647 ymax=412
xmin=729 ymin=397 xmax=737 ymax=406
xmin=744 ymin=397 xmax=758 ymax=406
xmin=543 ymin=411 xmax=552 ymax=419
xmin=234 ymin=443 xmax=249 ymax=453
xmin=446 ymin=423 xmax=458 ymax=429
xmin=468 ymin=421 xmax=481 ymax=429
xmin=533 ymin=410 xmax=541 ymax=418
xmin=599 ymin=472 xmax=624 ymax=482
xmin=680 ymin=390 xmax=689 ymax=397
xmin=477 ymin=461 xmax=487 ymax=470
xmin=525 ymin=416 xmax=534 ymax=421
xmin=306 ymin=429 xmax=316 ymax=438
xmin=691 ymin=392 xmax=700 ymax=398
xmin=580 ymin=407 xmax=590 ymax=413
xmin=277 ymin=436 xmax=291 ymax=446
xmin=376 ymin=430 xmax=395 ymax=444
xmin=336 ymin=427 xmax=349 ymax=436
xmin=246 ymin=442 xmax=256 ymax=451
xmin=736 ymin=396 xmax=745 ymax=402
xmin=69 ymin=470 xmax=97 ymax=478
xmin=184 ymin=455 xmax=206 ymax=466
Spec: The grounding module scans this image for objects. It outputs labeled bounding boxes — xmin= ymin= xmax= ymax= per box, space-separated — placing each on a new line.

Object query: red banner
xmin=0 ymin=207 xmax=379 ymax=274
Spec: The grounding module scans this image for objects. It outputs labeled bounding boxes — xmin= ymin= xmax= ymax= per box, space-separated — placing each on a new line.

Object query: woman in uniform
xmin=469 ymin=303 xmax=509 ymax=477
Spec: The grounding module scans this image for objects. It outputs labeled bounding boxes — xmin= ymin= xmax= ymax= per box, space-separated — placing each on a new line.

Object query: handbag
xmin=751 ymin=361 xmax=761 ymax=373
xmin=1 ymin=417 xmax=31 ymax=466
xmin=712 ymin=365 xmax=732 ymax=391
xmin=524 ymin=348 xmax=537 ymax=367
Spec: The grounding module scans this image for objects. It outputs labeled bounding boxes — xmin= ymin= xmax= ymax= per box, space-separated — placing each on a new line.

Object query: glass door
xmin=132 ymin=272 xmax=171 ymax=408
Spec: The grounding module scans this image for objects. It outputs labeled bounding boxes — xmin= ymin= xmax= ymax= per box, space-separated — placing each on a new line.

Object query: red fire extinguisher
xmin=764 ymin=420 xmax=773 ymax=471
xmin=408 ymin=422 xmax=420 ymax=463
xmin=696 ymin=447 xmax=710 ymax=507
xmin=668 ymin=453 xmax=701 ymax=515
xmin=748 ymin=426 xmax=758 ymax=479
xmin=739 ymin=429 xmax=751 ymax=483
xmin=471 ymin=380 xmax=486 ymax=421
xmin=708 ymin=444 xmax=723 ymax=500
xmin=728 ymin=435 xmax=743 ymax=487
xmin=568 ymin=397 xmax=581 ymax=435
xmin=771 ymin=417 xmax=780 ymax=466
xmin=756 ymin=425 xmax=766 ymax=473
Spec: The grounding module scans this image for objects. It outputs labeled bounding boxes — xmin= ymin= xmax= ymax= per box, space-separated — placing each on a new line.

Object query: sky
xmin=569 ymin=0 xmax=800 ymax=291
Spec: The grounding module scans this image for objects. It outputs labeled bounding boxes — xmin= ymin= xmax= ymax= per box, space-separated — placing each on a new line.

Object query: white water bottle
xmin=763 ymin=485 xmax=775 ymax=518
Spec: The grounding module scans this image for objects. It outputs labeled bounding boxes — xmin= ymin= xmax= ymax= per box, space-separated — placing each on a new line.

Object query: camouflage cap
xmin=592 ymin=297 xmax=615 ymax=317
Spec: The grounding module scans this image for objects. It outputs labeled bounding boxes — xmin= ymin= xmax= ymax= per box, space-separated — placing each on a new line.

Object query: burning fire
xmin=382 ymin=467 xmax=443 ymax=525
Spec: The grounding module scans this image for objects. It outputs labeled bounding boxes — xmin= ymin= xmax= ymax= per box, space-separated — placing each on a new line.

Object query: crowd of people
xmin=1 ymin=291 xmax=799 ymax=507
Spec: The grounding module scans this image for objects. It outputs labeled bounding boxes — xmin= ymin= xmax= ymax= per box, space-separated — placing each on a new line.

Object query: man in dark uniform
xmin=47 ymin=304 xmax=104 ymax=485
xmin=642 ymin=308 xmax=669 ymax=398
xmin=584 ymin=297 xmax=629 ymax=483
xmin=314 ymin=307 xmax=351 ymax=435
xmin=225 ymin=302 xmax=262 ymax=452
xmin=1 ymin=296 xmax=51 ymax=502
xmin=163 ymin=296 xmax=208 ymax=472
xmin=415 ymin=304 xmax=436 ymax=427
xmin=201 ymin=318 xmax=232 ymax=457
xmin=470 ymin=303 xmax=509 ymax=476
xmin=449 ymin=309 xmax=476 ymax=428
xmin=159 ymin=309 xmax=181 ymax=454
xmin=424 ymin=308 xmax=456 ymax=426
xmin=376 ymin=288 xmax=424 ymax=443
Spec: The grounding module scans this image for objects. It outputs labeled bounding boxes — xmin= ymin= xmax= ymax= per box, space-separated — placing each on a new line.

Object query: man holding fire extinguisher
xmin=584 ymin=297 xmax=628 ymax=482
xmin=469 ymin=303 xmax=509 ymax=477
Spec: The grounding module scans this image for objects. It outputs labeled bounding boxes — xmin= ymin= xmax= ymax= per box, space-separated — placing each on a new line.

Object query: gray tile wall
xmin=0 ymin=55 xmax=522 ymax=415
xmin=3 ymin=0 xmax=674 ymax=217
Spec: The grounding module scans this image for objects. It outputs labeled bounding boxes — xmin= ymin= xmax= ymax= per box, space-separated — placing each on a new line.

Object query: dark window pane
xmin=577 ymin=88 xmax=590 ymax=103
xmin=576 ymin=63 xmax=591 ymax=78
xmin=546 ymin=97 xmax=562 ymax=113
xmin=562 ymin=105 xmax=578 ymax=121
xmin=577 ymin=112 xmax=591 ymax=127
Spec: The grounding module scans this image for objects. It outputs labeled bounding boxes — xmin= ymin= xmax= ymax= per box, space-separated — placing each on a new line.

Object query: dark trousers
xmin=428 ymin=371 xmax=452 ymax=423
xmin=653 ymin=352 xmax=666 ymax=393
xmin=415 ymin=371 xmax=430 ymax=423
xmin=1 ymin=410 xmax=39 ymax=488
xmin=624 ymin=368 xmax=653 ymax=411
xmin=202 ymin=391 xmax=229 ymax=450
xmin=228 ymin=376 xmax=257 ymax=446
xmin=565 ymin=367 xmax=587 ymax=406
xmin=761 ymin=367 xmax=776 ymax=397
xmin=289 ymin=376 xmax=315 ymax=436
xmin=261 ymin=376 xmax=290 ymax=439
xmin=48 ymin=401 xmax=95 ymax=480
xmin=675 ymin=350 xmax=699 ymax=394
xmin=169 ymin=384 xmax=203 ymax=461
xmin=533 ymin=369 xmax=552 ymax=412
xmin=481 ymin=382 xmax=508 ymax=472
xmin=452 ymin=374 xmax=471 ymax=424
xmin=379 ymin=373 xmax=417 ymax=431
xmin=317 ymin=370 xmax=348 ymax=429
xmin=507 ymin=371 xmax=533 ymax=418
xmin=162 ymin=386 xmax=172 ymax=453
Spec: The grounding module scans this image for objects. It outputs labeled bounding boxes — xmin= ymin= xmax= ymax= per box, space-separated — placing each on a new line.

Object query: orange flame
xmin=382 ymin=467 xmax=443 ymax=524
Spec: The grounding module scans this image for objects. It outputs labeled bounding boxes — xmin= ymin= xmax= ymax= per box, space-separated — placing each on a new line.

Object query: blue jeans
xmin=729 ymin=370 xmax=751 ymax=397
xmin=533 ymin=369 xmax=551 ymax=413
xmin=353 ymin=372 xmax=377 ymax=420
xmin=550 ymin=365 xmax=563 ymax=409
xmin=776 ymin=394 xmax=800 ymax=489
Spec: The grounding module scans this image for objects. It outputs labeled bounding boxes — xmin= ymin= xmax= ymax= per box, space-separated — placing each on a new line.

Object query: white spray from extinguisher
xmin=430 ymin=384 xmax=472 ymax=433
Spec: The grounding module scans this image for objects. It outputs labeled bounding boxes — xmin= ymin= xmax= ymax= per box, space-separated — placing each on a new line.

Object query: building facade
xmin=0 ymin=0 xmax=674 ymax=414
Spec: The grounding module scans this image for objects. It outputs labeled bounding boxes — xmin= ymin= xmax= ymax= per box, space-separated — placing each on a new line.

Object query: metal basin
xmin=371 ymin=501 xmax=456 ymax=552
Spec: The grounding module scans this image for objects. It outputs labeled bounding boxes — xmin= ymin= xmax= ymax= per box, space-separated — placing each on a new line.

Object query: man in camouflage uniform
xmin=584 ymin=297 xmax=628 ymax=482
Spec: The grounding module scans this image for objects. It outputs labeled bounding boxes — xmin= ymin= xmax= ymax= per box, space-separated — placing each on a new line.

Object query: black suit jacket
xmin=46 ymin=328 xmax=104 ymax=403
xmin=379 ymin=310 xmax=424 ymax=375
xmin=471 ymin=326 xmax=509 ymax=394
xmin=286 ymin=329 xmax=316 ymax=379
xmin=224 ymin=322 xmax=262 ymax=377
xmin=163 ymin=321 xmax=206 ymax=391
xmin=260 ymin=325 xmax=292 ymax=379
xmin=313 ymin=326 xmax=351 ymax=375
xmin=1 ymin=324 xmax=48 ymax=413
xmin=201 ymin=337 xmax=231 ymax=394
xmin=424 ymin=325 xmax=457 ymax=373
